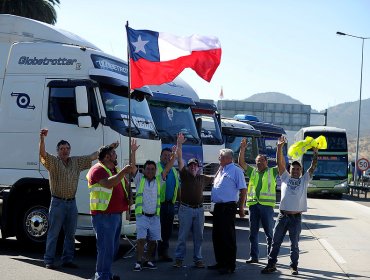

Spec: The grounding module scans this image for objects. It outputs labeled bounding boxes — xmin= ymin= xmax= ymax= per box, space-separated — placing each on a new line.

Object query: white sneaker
xmin=133 ymin=262 xmax=142 ymax=272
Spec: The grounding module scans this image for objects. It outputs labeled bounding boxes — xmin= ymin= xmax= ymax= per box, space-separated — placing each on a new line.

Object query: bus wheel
xmin=16 ymin=199 xmax=49 ymax=246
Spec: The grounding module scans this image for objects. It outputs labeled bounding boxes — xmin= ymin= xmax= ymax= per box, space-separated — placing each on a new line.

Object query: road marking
xmin=318 ymin=238 xmax=346 ymax=264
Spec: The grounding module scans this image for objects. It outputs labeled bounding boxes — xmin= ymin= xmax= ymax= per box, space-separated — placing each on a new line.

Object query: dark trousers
xmin=212 ymin=202 xmax=237 ymax=270
xmin=158 ymin=202 xmax=175 ymax=256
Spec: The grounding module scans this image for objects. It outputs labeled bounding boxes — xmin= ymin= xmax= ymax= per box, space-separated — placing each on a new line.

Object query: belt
xmin=215 ymin=201 xmax=237 ymax=205
xmin=52 ymin=195 xmax=75 ymax=201
xmin=142 ymin=211 xmax=155 ymax=217
xmin=181 ymin=202 xmax=203 ymax=209
xmin=280 ymin=210 xmax=301 ymax=217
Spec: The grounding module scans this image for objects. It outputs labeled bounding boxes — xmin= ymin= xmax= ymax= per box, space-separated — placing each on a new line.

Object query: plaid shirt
xmin=41 ymin=152 xmax=92 ymax=199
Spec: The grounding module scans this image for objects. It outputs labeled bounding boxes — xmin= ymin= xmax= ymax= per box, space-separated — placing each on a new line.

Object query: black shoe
xmin=158 ymin=255 xmax=173 ymax=262
xmin=45 ymin=263 xmax=56 ymax=269
xmin=290 ymin=266 xmax=299 ymax=275
xmin=261 ymin=264 xmax=277 ymax=274
xmin=111 ymin=275 xmax=121 ymax=280
xmin=245 ymin=258 xmax=259 ymax=263
xmin=61 ymin=262 xmax=78 ymax=269
xmin=218 ymin=267 xmax=235 ymax=275
xmin=207 ymin=263 xmax=222 ymax=270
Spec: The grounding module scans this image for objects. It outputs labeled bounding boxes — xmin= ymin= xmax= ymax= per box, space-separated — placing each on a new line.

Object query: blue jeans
xmin=158 ymin=202 xmax=174 ymax=257
xmin=268 ymin=212 xmax=302 ymax=267
xmin=92 ymin=213 xmax=122 ymax=280
xmin=175 ymin=204 xmax=204 ymax=262
xmin=248 ymin=203 xmax=274 ymax=260
xmin=44 ymin=197 xmax=78 ymax=265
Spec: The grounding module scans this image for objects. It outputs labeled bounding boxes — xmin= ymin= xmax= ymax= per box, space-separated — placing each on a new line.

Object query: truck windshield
xmin=149 ymin=101 xmax=201 ymax=145
xmin=303 ymin=154 xmax=348 ymax=180
xmin=100 ymin=87 xmax=158 ymax=140
xmin=195 ymin=115 xmax=223 ymax=145
xmin=225 ymin=135 xmax=255 ymax=164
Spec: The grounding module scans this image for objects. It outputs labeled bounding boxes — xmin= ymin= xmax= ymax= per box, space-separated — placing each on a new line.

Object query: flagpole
xmin=126 ymin=21 xmax=133 ymax=218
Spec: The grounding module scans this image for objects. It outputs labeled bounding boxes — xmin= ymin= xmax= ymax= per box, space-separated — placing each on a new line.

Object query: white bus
xmin=294 ymin=126 xmax=348 ymax=197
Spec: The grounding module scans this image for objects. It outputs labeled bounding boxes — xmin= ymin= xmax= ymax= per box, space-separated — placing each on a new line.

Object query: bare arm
xmin=276 ymin=135 xmax=286 ymax=176
xmin=177 ymin=133 xmax=186 ymax=171
xmin=162 ymin=146 xmax=177 ymax=178
xmin=39 ymin=129 xmax=47 ymax=159
xmin=130 ymin=139 xmax=140 ymax=175
xmin=238 ymin=138 xmax=249 ymax=170
xmin=307 ymin=148 xmax=318 ymax=177
xmin=238 ymin=188 xmax=247 ymax=218
xmin=97 ymin=165 xmax=132 ymax=189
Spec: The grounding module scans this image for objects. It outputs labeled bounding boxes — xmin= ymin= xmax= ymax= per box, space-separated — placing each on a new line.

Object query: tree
xmin=0 ymin=0 xmax=60 ymax=25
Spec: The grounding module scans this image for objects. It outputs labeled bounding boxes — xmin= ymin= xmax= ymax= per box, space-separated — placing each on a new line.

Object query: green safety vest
xmin=87 ymin=162 xmax=127 ymax=211
xmin=156 ymin=162 xmax=179 ymax=203
xmin=135 ymin=176 xmax=161 ymax=216
xmin=246 ymin=168 xmax=276 ymax=207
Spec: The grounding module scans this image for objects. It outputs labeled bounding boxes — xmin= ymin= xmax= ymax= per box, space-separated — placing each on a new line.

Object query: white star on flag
xmin=131 ymin=35 xmax=149 ymax=54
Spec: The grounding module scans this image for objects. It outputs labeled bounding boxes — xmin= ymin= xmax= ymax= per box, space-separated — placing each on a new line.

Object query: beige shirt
xmin=41 ymin=152 xmax=92 ymax=199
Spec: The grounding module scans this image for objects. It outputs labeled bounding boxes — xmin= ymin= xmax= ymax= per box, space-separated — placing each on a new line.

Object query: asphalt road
xmin=1 ymin=195 xmax=370 ymax=280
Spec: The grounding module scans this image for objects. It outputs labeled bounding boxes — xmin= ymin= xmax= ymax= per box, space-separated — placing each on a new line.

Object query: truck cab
xmin=0 ymin=14 xmax=161 ymax=245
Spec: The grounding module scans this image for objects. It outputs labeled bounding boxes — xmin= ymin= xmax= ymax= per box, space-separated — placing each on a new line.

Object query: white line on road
xmin=318 ymin=238 xmax=346 ymax=264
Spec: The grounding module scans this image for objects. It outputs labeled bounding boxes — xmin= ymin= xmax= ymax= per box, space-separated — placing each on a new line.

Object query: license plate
xmin=203 ymin=204 xmax=212 ymax=211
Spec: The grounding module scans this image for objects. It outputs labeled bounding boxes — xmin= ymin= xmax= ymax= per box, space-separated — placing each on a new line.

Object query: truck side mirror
xmin=196 ymin=117 xmax=202 ymax=136
xmin=75 ymin=86 xmax=89 ymax=114
xmin=78 ymin=116 xmax=92 ymax=128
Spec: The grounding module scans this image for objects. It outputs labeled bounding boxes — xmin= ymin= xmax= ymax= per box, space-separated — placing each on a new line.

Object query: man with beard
xmin=87 ymin=141 xmax=133 ymax=280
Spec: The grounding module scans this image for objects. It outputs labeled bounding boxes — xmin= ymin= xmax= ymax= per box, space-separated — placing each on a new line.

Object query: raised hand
xmin=240 ymin=137 xmax=247 ymax=149
xmin=277 ymin=135 xmax=286 ymax=147
xmin=110 ymin=141 xmax=119 ymax=149
xmin=131 ymin=139 xmax=140 ymax=152
xmin=40 ymin=128 xmax=48 ymax=138
xmin=177 ymin=132 xmax=186 ymax=145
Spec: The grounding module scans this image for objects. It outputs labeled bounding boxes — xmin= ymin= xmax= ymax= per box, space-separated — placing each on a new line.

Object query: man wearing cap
xmin=261 ymin=136 xmax=318 ymax=275
xmin=86 ymin=141 xmax=133 ymax=280
xmin=173 ymin=134 xmax=214 ymax=268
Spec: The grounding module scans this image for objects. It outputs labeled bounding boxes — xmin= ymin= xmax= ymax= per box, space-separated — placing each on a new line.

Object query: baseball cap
xmin=187 ymin=158 xmax=199 ymax=166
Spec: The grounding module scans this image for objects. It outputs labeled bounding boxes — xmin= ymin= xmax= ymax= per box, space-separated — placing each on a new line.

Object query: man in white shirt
xmin=261 ymin=136 xmax=318 ymax=276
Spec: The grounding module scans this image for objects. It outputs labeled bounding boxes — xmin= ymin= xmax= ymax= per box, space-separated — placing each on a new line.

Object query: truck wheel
xmin=16 ymin=199 xmax=49 ymax=245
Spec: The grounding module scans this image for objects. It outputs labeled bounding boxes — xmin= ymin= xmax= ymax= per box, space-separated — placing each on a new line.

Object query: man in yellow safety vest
xmin=239 ymin=137 xmax=278 ymax=264
xmin=86 ymin=142 xmax=133 ymax=280
xmin=131 ymin=137 xmax=179 ymax=271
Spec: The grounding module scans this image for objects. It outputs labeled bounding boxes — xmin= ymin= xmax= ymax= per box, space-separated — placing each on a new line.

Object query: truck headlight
xmin=334 ymin=182 xmax=348 ymax=188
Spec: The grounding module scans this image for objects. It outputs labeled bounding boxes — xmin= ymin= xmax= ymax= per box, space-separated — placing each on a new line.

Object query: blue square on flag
xmin=127 ymin=28 xmax=160 ymax=62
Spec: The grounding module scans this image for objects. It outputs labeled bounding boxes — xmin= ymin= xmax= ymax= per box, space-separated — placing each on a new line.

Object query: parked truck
xmin=0 ymin=14 xmax=161 ymax=245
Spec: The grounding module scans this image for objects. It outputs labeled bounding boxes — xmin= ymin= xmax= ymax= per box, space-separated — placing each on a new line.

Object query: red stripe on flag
xmin=130 ymin=48 xmax=221 ymax=89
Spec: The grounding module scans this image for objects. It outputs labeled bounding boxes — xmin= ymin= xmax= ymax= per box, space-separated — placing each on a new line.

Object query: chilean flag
xmin=126 ymin=26 xmax=222 ymax=90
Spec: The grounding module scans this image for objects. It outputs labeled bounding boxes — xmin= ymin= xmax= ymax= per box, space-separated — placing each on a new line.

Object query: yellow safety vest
xmin=87 ymin=162 xmax=127 ymax=211
xmin=135 ymin=176 xmax=161 ymax=216
xmin=246 ymin=168 xmax=276 ymax=207
xmin=156 ymin=162 xmax=179 ymax=203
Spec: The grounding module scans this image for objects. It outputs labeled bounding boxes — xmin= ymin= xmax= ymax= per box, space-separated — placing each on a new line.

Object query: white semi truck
xmin=0 ymin=14 xmax=161 ymax=245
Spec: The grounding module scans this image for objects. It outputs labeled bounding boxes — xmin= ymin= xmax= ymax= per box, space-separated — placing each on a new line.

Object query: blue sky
xmin=55 ymin=0 xmax=370 ymax=111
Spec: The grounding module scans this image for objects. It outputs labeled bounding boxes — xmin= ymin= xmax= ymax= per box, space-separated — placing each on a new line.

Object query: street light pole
xmin=336 ymin=32 xmax=369 ymax=185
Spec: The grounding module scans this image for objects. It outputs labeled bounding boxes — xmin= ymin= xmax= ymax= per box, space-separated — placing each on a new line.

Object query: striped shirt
xmin=41 ymin=152 xmax=92 ymax=199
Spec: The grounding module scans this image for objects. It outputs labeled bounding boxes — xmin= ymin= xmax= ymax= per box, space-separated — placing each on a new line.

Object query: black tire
xmin=16 ymin=198 xmax=49 ymax=246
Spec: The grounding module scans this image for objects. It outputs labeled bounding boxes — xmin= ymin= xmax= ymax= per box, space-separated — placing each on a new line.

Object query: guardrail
xmin=348 ymin=183 xmax=370 ymax=198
